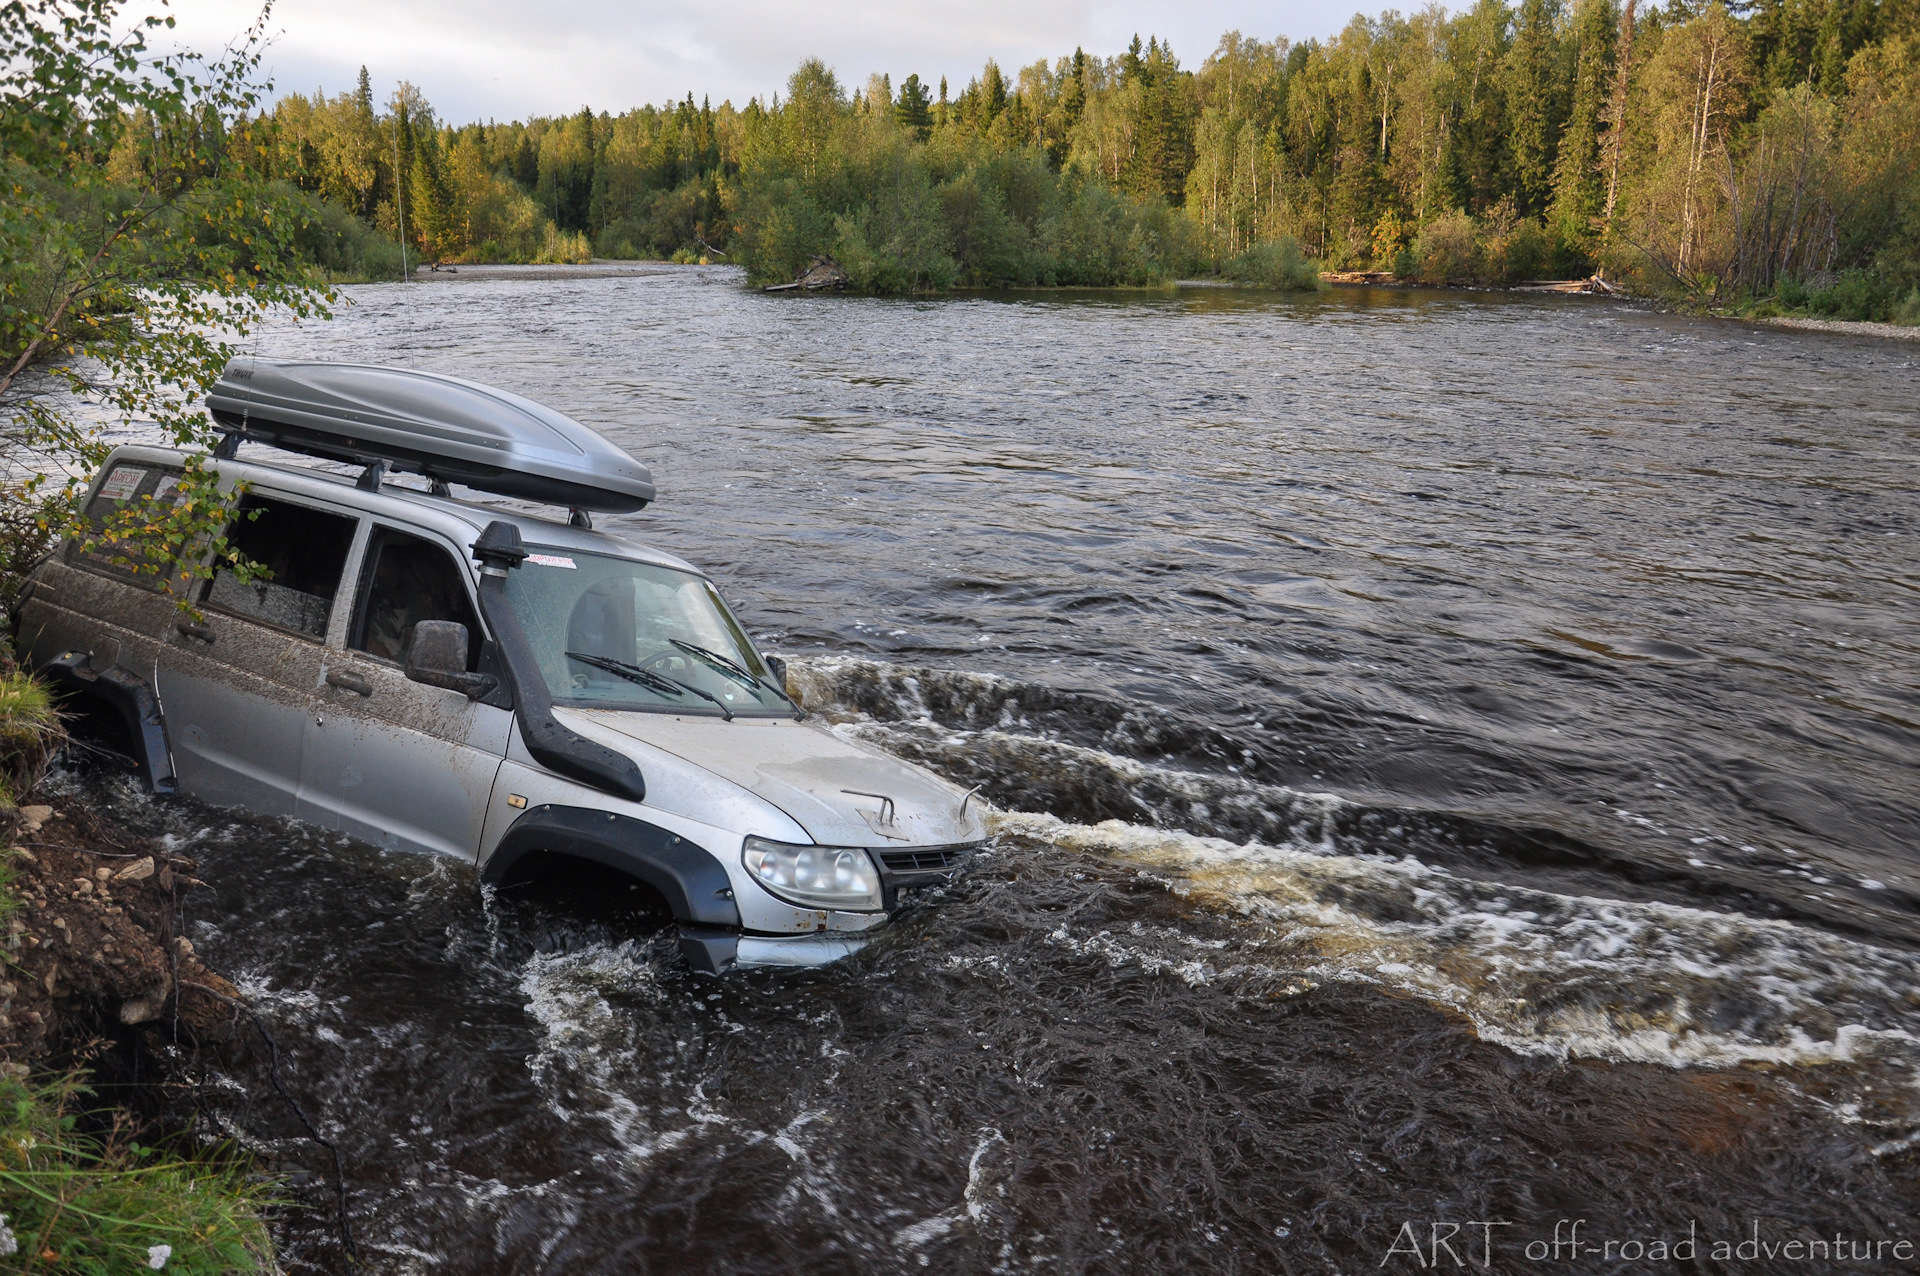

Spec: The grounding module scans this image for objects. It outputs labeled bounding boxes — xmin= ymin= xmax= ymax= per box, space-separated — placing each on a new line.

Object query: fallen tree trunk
xmin=764 ymin=254 xmax=849 ymax=293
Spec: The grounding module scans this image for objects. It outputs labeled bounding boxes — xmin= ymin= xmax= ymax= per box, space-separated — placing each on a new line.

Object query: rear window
xmin=64 ymin=461 xmax=188 ymax=588
xmin=202 ymin=496 xmax=358 ymax=640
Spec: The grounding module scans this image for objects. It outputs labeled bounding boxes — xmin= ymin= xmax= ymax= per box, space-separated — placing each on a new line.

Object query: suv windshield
xmin=502 ymin=547 xmax=789 ymax=717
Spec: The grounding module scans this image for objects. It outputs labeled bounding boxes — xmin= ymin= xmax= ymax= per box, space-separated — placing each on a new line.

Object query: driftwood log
xmin=1318 ymin=270 xmax=1622 ymax=294
xmin=764 ymin=254 xmax=849 ymax=293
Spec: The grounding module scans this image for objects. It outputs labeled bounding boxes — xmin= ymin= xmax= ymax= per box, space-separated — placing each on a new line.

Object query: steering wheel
xmin=636 ymin=647 xmax=696 ymax=677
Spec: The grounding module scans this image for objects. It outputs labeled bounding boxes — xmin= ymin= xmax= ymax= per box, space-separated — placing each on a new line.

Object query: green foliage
xmin=2 ymin=0 xmax=336 ymax=612
xmin=1220 ymin=237 xmax=1322 ymax=288
xmin=123 ymin=2 xmax=1920 ymax=301
xmin=1776 ymin=267 xmax=1904 ymax=319
xmin=1413 ymin=209 xmax=1483 ymax=282
xmin=0 ymin=1072 xmax=274 ymax=1274
xmin=276 ymin=182 xmax=404 ymax=281
xmin=0 ymin=670 xmax=60 ymax=807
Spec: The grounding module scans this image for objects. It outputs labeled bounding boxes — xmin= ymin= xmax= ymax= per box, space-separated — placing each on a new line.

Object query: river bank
xmin=0 ymin=663 xmax=275 ymax=1271
xmin=1754 ymin=314 xmax=1920 ymax=341
xmin=1 ymin=797 xmax=238 ymax=1065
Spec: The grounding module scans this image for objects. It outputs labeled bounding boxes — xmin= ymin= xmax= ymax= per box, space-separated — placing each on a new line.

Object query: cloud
xmin=163 ymin=0 xmax=1359 ymax=120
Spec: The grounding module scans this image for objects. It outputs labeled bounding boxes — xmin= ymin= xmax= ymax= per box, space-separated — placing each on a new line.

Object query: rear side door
xmin=297 ymin=523 xmax=512 ymax=859
xmin=158 ymin=492 xmax=361 ymax=815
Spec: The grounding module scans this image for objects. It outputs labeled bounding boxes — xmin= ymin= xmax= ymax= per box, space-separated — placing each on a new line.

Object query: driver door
xmin=296 ymin=523 xmax=512 ymax=859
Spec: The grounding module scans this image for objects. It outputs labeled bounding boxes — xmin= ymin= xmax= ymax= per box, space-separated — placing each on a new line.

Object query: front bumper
xmin=677 ymin=925 xmax=872 ymax=973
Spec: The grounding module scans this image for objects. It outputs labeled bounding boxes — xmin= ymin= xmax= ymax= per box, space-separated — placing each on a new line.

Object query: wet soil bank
xmin=1 ymin=795 xmax=239 ymax=1098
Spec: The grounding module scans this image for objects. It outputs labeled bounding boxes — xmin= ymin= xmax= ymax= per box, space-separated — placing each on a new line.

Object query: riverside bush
xmin=1775 ymin=269 xmax=1905 ymax=321
xmin=1413 ymin=211 xmax=1479 ymax=283
xmin=279 ymin=183 xmax=405 ymax=281
xmin=1220 ymin=237 xmax=1319 ymax=288
xmin=0 ymin=671 xmax=59 ymax=806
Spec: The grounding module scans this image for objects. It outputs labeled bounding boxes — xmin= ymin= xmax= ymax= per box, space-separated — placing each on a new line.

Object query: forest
xmin=95 ymin=1 xmax=1920 ymax=314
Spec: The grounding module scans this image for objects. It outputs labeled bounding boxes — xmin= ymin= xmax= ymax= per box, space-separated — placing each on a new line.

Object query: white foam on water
xmin=890 ymin=1128 xmax=1011 ymax=1256
xmin=516 ymin=941 xmax=696 ymax=1163
xmin=785 ymin=657 xmax=1920 ymax=1095
xmin=992 ymin=811 xmax=1920 ymax=1083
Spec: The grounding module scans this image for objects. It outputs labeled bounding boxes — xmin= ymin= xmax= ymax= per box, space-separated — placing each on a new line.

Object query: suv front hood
xmin=563 ymin=709 xmax=983 ymax=848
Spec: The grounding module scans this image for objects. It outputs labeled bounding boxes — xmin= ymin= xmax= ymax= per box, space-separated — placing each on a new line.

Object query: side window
xmin=65 ymin=461 xmax=187 ymax=587
xmin=349 ymin=527 xmax=482 ymax=669
xmin=203 ymin=496 xmax=357 ymax=640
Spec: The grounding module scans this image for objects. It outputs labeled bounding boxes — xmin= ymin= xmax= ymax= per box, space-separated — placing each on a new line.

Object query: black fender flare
xmin=38 ymin=652 xmax=176 ymax=795
xmin=483 ymin=805 xmax=743 ymax=974
xmin=482 ymin=804 xmax=741 ymax=928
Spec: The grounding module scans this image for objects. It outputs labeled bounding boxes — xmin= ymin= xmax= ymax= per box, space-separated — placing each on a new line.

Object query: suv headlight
xmin=742 ymin=836 xmax=884 ymax=912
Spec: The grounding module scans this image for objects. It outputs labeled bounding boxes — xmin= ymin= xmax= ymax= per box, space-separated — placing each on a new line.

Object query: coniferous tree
xmin=511 ymin=133 xmax=537 ymax=190
xmin=1549 ymin=0 xmax=1619 ymax=248
xmin=1501 ymin=0 xmax=1567 ymax=216
xmin=895 ymin=74 xmax=932 ymax=140
xmin=408 ymin=126 xmax=458 ymax=261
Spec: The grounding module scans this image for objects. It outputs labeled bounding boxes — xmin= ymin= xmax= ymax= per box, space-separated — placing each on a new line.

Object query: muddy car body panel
xmin=18 ymin=361 xmax=987 ymax=972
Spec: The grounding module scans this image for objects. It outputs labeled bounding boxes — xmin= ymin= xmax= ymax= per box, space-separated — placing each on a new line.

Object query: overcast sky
xmin=163 ymin=1 xmax=1367 ymax=122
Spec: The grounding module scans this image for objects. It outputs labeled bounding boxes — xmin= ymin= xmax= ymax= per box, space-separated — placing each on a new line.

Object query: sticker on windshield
xmin=153 ymin=475 xmax=183 ymax=503
xmin=527 ymin=554 xmax=577 ymax=569
xmin=97 ymin=467 xmax=146 ymax=502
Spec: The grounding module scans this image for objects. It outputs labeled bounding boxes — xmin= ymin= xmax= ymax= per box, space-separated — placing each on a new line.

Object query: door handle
xmin=174 ymin=618 xmax=215 ymax=643
xmin=325 ymin=668 xmax=373 ymax=697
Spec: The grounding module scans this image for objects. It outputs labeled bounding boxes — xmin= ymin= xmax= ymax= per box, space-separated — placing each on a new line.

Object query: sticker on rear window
xmin=527 ymin=554 xmax=577 ymax=569
xmin=153 ymin=475 xmax=183 ymax=503
xmin=97 ymin=467 xmax=146 ymax=501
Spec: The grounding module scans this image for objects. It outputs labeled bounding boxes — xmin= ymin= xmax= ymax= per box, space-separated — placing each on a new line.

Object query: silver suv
xmin=16 ymin=359 xmax=985 ymax=971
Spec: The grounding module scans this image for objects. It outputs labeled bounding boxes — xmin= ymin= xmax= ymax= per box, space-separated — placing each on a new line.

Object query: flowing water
xmin=73 ymin=267 xmax=1920 ymax=1271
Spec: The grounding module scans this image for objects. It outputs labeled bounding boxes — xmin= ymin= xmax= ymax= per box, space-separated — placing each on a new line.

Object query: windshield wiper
xmin=670 ymin=639 xmax=807 ymax=720
xmin=669 ymin=639 xmax=759 ymax=687
xmin=566 ymin=652 xmax=684 ymax=698
xmin=565 ymin=651 xmax=734 ymax=722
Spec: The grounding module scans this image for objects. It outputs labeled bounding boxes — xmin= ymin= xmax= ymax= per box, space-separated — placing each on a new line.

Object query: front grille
xmin=879 ymin=845 xmax=973 ymax=874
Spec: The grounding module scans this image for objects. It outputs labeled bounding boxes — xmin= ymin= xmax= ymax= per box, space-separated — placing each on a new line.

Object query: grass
xmin=0 ymin=671 xmax=60 ymax=809
xmin=0 ymin=1073 xmax=275 ymax=1273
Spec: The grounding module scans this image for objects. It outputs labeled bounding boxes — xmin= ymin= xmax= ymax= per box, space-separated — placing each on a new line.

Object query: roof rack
xmin=206 ymin=358 xmax=655 ymax=514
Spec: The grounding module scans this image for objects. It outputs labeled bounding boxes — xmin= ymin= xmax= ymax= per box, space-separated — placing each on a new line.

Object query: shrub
xmin=1221 ymin=237 xmax=1321 ymax=289
xmin=280 ymin=184 xmax=405 ymax=282
xmin=1776 ymin=269 xmax=1902 ymax=321
xmin=1413 ymin=210 xmax=1478 ymax=283
xmin=533 ymin=226 xmax=593 ymax=265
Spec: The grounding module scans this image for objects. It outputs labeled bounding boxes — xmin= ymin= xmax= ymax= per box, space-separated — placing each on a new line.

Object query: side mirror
xmin=406 ymin=620 xmax=499 ymax=700
xmin=764 ymin=654 xmax=789 ymax=689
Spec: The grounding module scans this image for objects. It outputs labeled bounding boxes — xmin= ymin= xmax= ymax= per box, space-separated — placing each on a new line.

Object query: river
xmin=74 ymin=265 xmax=1920 ymax=1271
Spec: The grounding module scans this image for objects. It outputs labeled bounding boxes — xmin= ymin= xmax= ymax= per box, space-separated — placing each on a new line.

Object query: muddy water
xmin=83 ymin=268 xmax=1920 ymax=1270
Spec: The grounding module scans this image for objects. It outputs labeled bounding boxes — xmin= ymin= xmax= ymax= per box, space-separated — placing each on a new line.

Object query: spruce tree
xmin=1548 ymin=0 xmax=1618 ymax=253
xmin=896 ymin=74 xmax=933 ymax=140
xmin=408 ymin=127 xmax=457 ymax=261
xmin=1500 ymin=0 xmax=1568 ymax=217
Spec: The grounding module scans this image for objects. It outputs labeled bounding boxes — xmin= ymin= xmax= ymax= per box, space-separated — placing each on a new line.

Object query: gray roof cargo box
xmin=206 ymin=358 xmax=655 ymax=513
